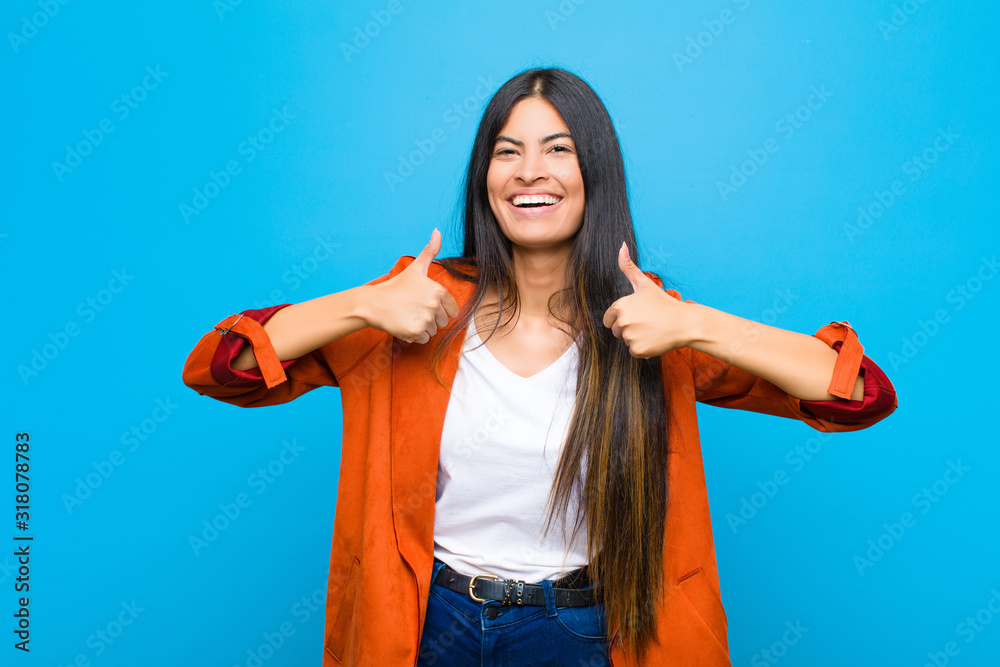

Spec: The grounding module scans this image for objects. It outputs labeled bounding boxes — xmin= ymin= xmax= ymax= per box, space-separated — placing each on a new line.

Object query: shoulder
xmin=642 ymin=270 xmax=684 ymax=303
xmin=388 ymin=255 xmax=479 ymax=287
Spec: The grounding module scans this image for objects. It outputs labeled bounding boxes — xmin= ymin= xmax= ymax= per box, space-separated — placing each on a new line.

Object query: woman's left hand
xmin=603 ymin=242 xmax=696 ymax=358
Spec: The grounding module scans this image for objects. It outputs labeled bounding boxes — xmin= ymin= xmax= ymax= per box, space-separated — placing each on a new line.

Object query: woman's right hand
xmin=359 ymin=228 xmax=461 ymax=344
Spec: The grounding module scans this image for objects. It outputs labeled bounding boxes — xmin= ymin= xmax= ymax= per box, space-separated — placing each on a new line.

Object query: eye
xmin=550 ymin=144 xmax=574 ymax=154
xmin=493 ymin=147 xmax=517 ymax=157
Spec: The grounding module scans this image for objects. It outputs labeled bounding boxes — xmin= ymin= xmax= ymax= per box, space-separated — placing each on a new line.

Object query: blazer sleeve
xmin=181 ymin=256 xmax=412 ymax=409
xmin=668 ymin=288 xmax=898 ymax=432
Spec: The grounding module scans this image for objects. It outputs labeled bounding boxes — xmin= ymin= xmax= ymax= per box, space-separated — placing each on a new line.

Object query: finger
xmin=612 ymin=323 xmax=622 ymax=339
xmin=411 ymin=227 xmax=442 ymax=275
xmin=602 ymin=303 xmax=619 ymax=329
xmin=442 ymin=290 xmax=460 ymax=319
xmin=618 ymin=241 xmax=654 ymax=292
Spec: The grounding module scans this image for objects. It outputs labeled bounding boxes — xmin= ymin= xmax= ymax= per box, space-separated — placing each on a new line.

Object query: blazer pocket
xmin=677 ymin=568 xmax=729 ymax=653
xmin=325 ymin=556 xmax=361 ymax=663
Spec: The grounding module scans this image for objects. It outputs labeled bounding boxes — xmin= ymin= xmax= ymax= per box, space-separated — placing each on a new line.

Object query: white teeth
xmin=512 ymin=194 xmax=562 ymax=206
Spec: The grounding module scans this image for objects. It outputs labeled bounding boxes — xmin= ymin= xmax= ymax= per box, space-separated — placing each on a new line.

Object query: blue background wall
xmin=5 ymin=1 xmax=998 ymax=665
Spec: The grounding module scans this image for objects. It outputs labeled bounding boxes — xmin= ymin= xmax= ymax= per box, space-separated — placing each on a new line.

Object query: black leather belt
xmin=433 ymin=560 xmax=601 ymax=607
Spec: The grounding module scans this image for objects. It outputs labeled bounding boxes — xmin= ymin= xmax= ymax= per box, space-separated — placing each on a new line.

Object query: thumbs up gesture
xmin=603 ymin=242 xmax=692 ymax=358
xmin=363 ymin=228 xmax=460 ymax=344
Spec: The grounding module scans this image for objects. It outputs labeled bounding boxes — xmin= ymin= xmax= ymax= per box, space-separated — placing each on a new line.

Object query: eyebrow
xmin=493 ymin=132 xmax=573 ymax=147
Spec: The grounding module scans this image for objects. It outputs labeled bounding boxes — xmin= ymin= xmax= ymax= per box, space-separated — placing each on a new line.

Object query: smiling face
xmin=486 ymin=97 xmax=586 ymax=254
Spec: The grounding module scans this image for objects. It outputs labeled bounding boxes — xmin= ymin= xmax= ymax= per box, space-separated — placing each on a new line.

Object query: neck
xmin=492 ymin=241 xmax=572 ymax=324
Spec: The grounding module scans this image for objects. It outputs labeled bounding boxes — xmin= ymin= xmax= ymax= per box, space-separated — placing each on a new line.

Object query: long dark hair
xmin=432 ymin=68 xmax=669 ymax=658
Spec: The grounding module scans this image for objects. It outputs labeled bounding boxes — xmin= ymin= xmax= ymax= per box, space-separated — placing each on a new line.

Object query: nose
xmin=515 ymin=148 xmax=548 ymax=183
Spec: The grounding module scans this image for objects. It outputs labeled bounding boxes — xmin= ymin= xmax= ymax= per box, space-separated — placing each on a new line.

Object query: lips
xmin=511 ymin=193 xmax=563 ymax=208
xmin=507 ymin=191 xmax=565 ymax=215
xmin=505 ymin=195 xmax=563 ymax=217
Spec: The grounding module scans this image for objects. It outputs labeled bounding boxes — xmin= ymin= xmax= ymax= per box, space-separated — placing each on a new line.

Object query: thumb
xmin=618 ymin=241 xmax=653 ymax=292
xmin=411 ymin=227 xmax=441 ymax=274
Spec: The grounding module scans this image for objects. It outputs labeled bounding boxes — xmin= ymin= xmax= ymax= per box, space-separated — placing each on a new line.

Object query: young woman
xmin=183 ymin=68 xmax=897 ymax=666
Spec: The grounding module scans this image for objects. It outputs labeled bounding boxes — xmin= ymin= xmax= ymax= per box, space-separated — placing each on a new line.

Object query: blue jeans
xmin=417 ymin=559 xmax=612 ymax=667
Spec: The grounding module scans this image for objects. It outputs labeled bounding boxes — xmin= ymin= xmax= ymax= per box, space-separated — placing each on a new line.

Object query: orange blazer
xmin=182 ymin=256 xmax=897 ymax=666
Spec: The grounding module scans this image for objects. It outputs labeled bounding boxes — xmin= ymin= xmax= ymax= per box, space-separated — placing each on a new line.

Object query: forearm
xmin=686 ymin=302 xmax=864 ymax=402
xmin=232 ymin=285 xmax=372 ymax=371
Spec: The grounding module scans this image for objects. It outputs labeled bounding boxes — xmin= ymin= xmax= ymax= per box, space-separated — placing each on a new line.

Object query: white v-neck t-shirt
xmin=432 ymin=315 xmax=589 ymax=582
